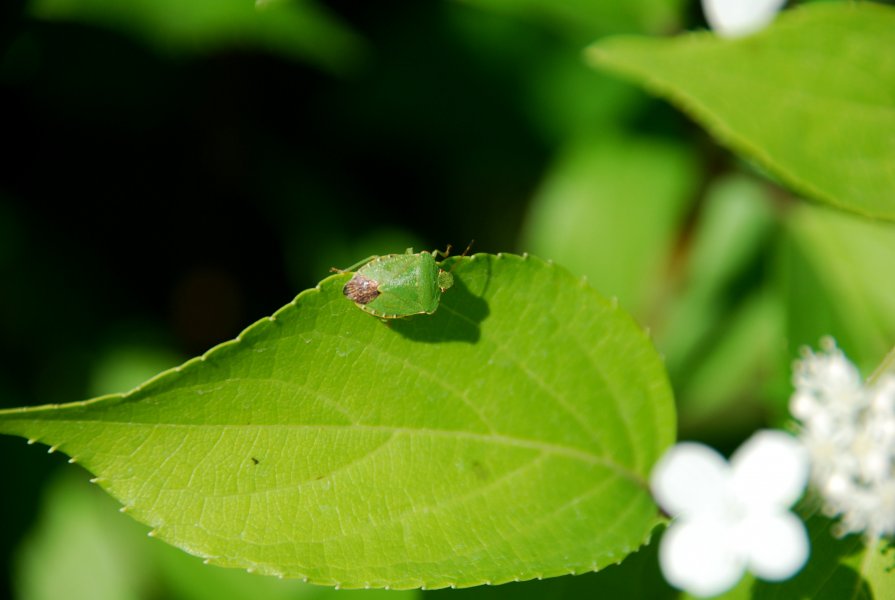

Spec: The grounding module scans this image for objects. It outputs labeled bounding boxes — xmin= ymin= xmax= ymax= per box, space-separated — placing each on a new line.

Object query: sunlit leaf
xmin=588 ymin=3 xmax=895 ymax=220
xmin=423 ymin=528 xmax=677 ymax=599
xmin=0 ymin=254 xmax=675 ymax=589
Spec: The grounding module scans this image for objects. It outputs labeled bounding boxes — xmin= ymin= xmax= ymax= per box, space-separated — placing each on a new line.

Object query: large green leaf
xmin=0 ymin=254 xmax=674 ymax=589
xmin=587 ymin=3 xmax=895 ymax=221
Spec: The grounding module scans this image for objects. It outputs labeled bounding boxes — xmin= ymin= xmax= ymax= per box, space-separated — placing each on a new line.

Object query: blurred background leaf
xmin=521 ymin=134 xmax=699 ymax=319
xmin=29 ymin=0 xmax=362 ymax=71
xmin=460 ymin=0 xmax=685 ymax=41
xmin=778 ymin=203 xmax=895 ymax=380
xmin=16 ymin=470 xmax=419 ymax=600
xmin=588 ymin=2 xmax=895 ymax=220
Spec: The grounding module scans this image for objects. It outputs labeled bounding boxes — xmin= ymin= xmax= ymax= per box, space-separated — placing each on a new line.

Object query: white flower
xmin=702 ymin=0 xmax=785 ymax=38
xmin=651 ymin=431 xmax=810 ymax=597
xmin=790 ymin=339 xmax=895 ymax=538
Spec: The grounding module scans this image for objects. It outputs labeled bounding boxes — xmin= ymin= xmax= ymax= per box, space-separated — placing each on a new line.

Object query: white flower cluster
xmin=790 ymin=339 xmax=895 ymax=539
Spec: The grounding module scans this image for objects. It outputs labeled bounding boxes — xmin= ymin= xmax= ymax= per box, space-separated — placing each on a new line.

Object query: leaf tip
xmin=26 ymin=438 xmax=37 ymax=445
xmin=67 ymin=456 xmax=78 ymax=464
xmin=147 ymin=529 xmax=157 ymax=537
xmin=47 ymin=444 xmax=58 ymax=454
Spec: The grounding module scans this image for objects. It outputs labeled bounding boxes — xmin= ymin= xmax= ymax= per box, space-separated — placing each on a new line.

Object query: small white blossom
xmin=651 ymin=431 xmax=810 ymax=597
xmin=791 ymin=339 xmax=895 ymax=538
xmin=702 ymin=0 xmax=785 ymax=38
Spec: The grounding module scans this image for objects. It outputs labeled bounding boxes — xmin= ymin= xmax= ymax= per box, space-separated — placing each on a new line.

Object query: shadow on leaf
xmin=390 ymin=272 xmax=490 ymax=344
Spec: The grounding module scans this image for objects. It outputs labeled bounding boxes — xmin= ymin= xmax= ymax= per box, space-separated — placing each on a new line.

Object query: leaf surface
xmin=0 ymin=254 xmax=675 ymax=589
xmin=587 ymin=3 xmax=895 ymax=220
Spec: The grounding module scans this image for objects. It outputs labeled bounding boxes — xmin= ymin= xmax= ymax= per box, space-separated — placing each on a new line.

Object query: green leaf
xmin=15 ymin=470 xmax=153 ymax=600
xmin=521 ymin=134 xmax=699 ymax=319
xmin=423 ymin=527 xmax=677 ymax=599
xmin=17 ymin=470 xmax=419 ymax=600
xmin=462 ymin=0 xmax=685 ymax=40
xmin=0 ymin=254 xmax=674 ymax=589
xmin=30 ymin=0 xmax=361 ymax=72
xmin=743 ymin=513 xmax=893 ymax=599
xmin=656 ymin=175 xmax=782 ymax=430
xmin=587 ymin=3 xmax=895 ymax=221
xmin=779 ymin=203 xmax=895 ymax=375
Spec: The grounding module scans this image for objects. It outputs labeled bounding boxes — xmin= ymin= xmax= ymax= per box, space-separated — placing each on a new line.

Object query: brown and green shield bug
xmin=334 ymin=246 xmax=461 ymax=319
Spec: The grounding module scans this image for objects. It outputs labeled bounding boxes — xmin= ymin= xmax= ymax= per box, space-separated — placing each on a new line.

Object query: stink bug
xmin=334 ymin=246 xmax=462 ymax=319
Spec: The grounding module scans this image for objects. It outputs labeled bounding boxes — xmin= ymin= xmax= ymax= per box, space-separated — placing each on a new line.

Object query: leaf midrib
xmin=19 ymin=417 xmax=646 ymax=487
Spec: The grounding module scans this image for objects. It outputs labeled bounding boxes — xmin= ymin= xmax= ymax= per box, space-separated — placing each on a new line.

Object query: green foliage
xmin=29 ymin=0 xmax=361 ymax=70
xmin=16 ymin=470 xmax=418 ymax=600
xmin=424 ymin=529 xmax=678 ymax=599
xmin=461 ymin=0 xmax=684 ymax=40
xmin=522 ymin=134 xmax=699 ymax=318
xmin=780 ymin=203 xmax=895 ymax=376
xmin=658 ymin=175 xmax=782 ymax=429
xmin=4 ymin=0 xmax=895 ymax=596
xmin=0 ymin=254 xmax=675 ymax=589
xmin=588 ymin=2 xmax=895 ymax=220
xmin=712 ymin=513 xmax=895 ymax=599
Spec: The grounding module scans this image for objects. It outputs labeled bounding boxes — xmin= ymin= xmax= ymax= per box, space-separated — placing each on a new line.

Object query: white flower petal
xmin=739 ymin=511 xmax=809 ymax=581
xmin=730 ymin=430 xmax=809 ymax=509
xmin=651 ymin=442 xmax=730 ymax=517
xmin=702 ymin=0 xmax=785 ymax=38
xmin=660 ymin=516 xmax=745 ymax=597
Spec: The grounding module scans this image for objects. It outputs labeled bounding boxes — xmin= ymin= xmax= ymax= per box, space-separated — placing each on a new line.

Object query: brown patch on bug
xmin=343 ymin=274 xmax=380 ymax=305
